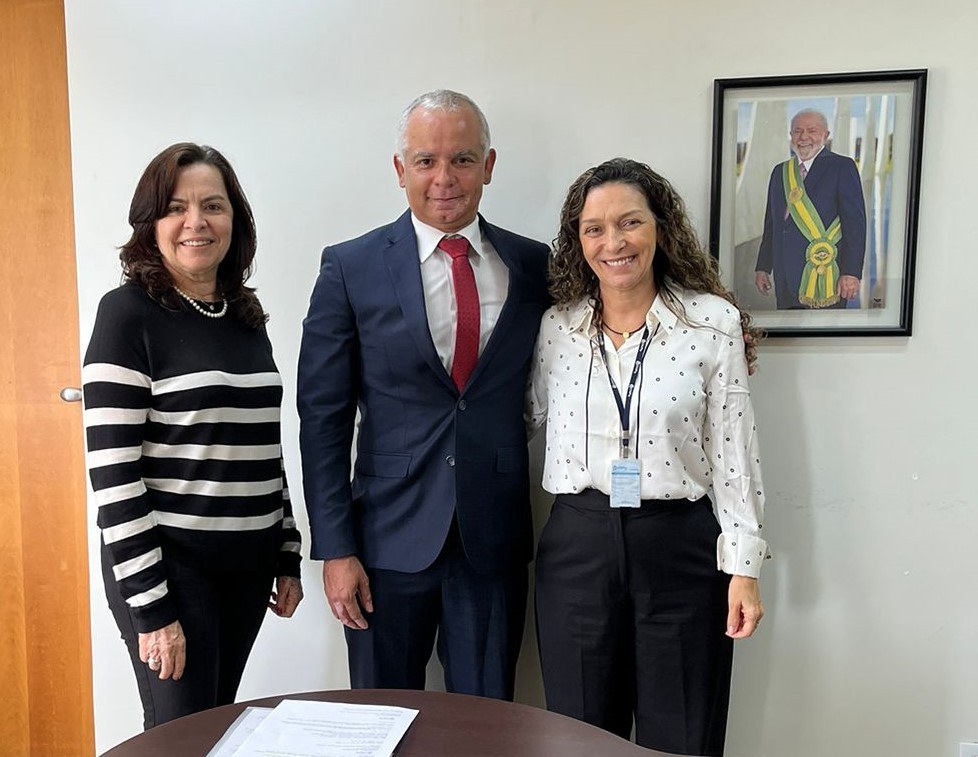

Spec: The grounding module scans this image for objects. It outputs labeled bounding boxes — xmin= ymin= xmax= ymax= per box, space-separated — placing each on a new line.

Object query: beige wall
xmin=65 ymin=1 xmax=978 ymax=754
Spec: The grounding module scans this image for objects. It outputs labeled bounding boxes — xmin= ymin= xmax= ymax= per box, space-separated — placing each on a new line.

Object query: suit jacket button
xmin=458 ymin=400 xmax=467 ymax=411
xmin=446 ymin=455 xmax=455 ymax=467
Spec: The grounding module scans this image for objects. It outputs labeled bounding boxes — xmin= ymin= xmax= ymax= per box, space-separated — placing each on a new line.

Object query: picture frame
xmin=709 ymin=69 xmax=926 ymax=337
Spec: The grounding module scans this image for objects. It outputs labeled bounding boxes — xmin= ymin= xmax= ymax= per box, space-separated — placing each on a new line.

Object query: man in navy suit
xmin=297 ymin=90 xmax=549 ymax=699
xmin=755 ymin=109 xmax=866 ymax=309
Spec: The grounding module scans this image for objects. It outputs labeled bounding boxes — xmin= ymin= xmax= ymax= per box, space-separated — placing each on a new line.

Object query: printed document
xmin=227 ymin=699 xmax=418 ymax=757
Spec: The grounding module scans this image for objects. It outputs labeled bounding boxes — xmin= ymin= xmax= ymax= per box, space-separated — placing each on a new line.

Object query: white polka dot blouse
xmin=525 ymin=285 xmax=769 ymax=578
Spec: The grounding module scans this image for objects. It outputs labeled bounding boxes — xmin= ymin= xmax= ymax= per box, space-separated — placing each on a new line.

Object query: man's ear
xmin=483 ymin=148 xmax=497 ymax=185
xmin=394 ymin=154 xmax=407 ymax=188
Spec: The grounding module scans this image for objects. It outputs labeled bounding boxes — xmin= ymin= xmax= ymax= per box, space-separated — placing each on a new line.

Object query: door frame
xmin=0 ymin=1 xmax=94 ymax=754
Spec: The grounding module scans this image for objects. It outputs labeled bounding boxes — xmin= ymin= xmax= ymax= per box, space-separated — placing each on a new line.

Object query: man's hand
xmin=838 ymin=274 xmax=860 ymax=301
xmin=754 ymin=271 xmax=773 ymax=295
xmin=323 ymin=556 xmax=373 ymax=630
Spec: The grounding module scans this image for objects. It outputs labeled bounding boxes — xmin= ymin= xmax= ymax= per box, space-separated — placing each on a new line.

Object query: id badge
xmin=610 ymin=458 xmax=641 ymax=508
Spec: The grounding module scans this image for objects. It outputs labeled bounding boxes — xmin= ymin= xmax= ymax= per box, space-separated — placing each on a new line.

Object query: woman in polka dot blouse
xmin=526 ymin=158 xmax=767 ymax=757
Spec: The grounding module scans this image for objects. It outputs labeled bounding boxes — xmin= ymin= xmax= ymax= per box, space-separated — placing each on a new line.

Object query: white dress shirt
xmin=412 ymin=214 xmax=510 ymax=373
xmin=526 ymin=285 xmax=769 ymax=578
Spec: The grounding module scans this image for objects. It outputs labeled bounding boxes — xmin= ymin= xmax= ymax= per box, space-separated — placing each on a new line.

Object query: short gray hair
xmin=395 ymin=89 xmax=491 ymax=158
xmin=790 ymin=108 xmax=829 ymax=132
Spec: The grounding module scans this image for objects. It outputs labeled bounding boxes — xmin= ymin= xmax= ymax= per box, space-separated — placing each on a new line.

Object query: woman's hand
xmin=269 ymin=576 xmax=303 ymax=618
xmin=726 ymin=575 xmax=763 ymax=639
xmin=138 ymin=620 xmax=186 ymax=680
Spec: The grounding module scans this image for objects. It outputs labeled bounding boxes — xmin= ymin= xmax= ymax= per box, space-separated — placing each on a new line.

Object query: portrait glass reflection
xmin=710 ymin=71 xmax=925 ymax=336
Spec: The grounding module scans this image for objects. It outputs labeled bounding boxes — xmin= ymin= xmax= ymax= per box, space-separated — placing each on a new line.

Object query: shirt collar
xmin=649 ymin=290 xmax=678 ymax=334
xmin=411 ymin=214 xmax=486 ymax=263
xmin=567 ymin=282 xmax=679 ymax=337
xmin=567 ymin=298 xmax=595 ymax=334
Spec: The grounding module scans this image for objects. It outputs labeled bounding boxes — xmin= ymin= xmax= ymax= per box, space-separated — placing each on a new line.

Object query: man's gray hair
xmin=790 ymin=108 xmax=830 ymax=132
xmin=395 ymin=89 xmax=491 ymax=158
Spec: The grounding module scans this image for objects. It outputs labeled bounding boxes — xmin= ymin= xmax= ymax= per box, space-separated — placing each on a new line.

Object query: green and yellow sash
xmin=782 ymin=160 xmax=842 ymax=308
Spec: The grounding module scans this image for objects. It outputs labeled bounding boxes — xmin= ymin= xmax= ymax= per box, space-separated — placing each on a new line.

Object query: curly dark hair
xmin=550 ymin=157 xmax=760 ymax=364
xmin=120 ymin=142 xmax=267 ymax=328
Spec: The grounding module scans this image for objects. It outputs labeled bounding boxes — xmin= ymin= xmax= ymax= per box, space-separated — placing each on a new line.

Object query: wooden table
xmin=101 ymin=688 xmax=670 ymax=756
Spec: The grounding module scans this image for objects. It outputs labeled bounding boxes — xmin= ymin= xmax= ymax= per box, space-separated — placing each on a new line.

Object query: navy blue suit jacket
xmin=298 ymin=211 xmax=550 ymax=575
xmin=755 ymin=149 xmax=866 ymax=308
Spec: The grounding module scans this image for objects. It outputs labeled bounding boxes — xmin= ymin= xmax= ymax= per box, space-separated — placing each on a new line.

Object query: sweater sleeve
xmin=276 ymin=459 xmax=302 ymax=578
xmin=257 ymin=323 xmax=302 ymax=579
xmin=82 ymin=289 xmax=178 ymax=633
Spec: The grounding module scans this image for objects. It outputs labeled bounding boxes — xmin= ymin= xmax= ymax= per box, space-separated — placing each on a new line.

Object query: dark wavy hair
xmin=550 ymin=157 xmax=760 ymax=364
xmin=120 ymin=142 xmax=267 ymax=328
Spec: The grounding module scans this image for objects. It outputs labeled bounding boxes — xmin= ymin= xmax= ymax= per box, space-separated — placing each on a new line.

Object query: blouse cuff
xmin=716 ymin=533 xmax=769 ymax=578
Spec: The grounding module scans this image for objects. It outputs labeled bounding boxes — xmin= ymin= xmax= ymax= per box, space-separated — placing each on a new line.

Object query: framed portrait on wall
xmin=709 ymin=69 xmax=926 ymax=337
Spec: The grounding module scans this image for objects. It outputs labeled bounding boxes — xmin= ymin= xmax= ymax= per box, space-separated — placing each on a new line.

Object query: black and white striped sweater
xmin=83 ymin=284 xmax=301 ymax=632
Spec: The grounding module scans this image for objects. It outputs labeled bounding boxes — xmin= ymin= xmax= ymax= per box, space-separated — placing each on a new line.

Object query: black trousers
xmin=535 ymin=491 xmax=733 ymax=756
xmin=101 ymin=542 xmax=272 ymax=729
xmin=346 ymin=523 xmax=527 ymax=700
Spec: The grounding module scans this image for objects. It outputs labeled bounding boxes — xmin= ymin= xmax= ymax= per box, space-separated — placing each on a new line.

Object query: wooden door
xmin=0 ymin=0 xmax=95 ymax=753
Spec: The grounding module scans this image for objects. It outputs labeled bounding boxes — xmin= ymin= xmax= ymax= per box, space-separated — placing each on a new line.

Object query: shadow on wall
xmin=724 ymin=346 xmax=818 ymax=755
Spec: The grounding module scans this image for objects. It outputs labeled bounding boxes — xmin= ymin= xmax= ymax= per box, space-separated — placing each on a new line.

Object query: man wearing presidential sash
xmin=755 ymin=109 xmax=866 ymax=309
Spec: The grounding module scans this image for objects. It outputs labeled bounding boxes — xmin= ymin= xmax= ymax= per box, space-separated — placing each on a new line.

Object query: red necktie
xmin=438 ymin=236 xmax=480 ymax=392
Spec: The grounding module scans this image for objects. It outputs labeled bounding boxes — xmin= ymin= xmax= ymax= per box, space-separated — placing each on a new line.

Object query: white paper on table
xmin=206 ymin=707 xmax=273 ymax=757
xmin=229 ymin=699 xmax=419 ymax=757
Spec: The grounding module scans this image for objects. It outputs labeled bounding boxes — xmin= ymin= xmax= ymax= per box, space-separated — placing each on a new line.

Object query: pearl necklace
xmin=173 ymin=286 xmax=228 ymax=318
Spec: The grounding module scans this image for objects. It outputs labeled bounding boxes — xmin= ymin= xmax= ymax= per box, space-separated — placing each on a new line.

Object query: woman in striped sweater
xmin=83 ymin=143 xmax=302 ymax=729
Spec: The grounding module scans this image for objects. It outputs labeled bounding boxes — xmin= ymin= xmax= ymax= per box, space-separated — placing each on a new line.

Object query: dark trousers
xmin=346 ymin=523 xmax=527 ymax=700
xmin=101 ymin=543 xmax=272 ymax=729
xmin=535 ymin=491 xmax=733 ymax=756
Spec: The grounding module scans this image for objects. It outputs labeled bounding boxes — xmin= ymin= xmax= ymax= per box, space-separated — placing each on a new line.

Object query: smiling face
xmin=579 ymin=182 xmax=658 ymax=299
xmin=393 ymin=104 xmax=496 ymax=233
xmin=154 ymin=162 xmax=232 ymax=292
xmin=790 ymin=112 xmax=830 ymax=162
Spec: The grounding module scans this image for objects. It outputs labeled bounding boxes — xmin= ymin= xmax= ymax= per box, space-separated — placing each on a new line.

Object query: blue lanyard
xmin=596 ymin=323 xmax=659 ymax=458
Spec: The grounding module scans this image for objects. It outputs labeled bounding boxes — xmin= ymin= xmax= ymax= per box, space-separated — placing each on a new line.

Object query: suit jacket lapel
xmin=804 ymin=149 xmax=830 ymax=195
xmin=466 ymin=217 xmax=525 ymax=390
xmin=383 ymin=211 xmax=455 ymax=393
